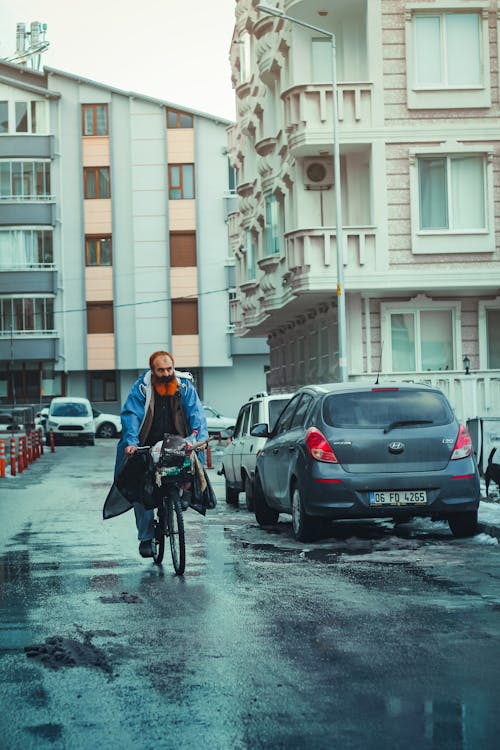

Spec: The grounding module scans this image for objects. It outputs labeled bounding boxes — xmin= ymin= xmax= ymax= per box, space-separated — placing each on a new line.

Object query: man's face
xmin=152 ymin=355 xmax=175 ymax=383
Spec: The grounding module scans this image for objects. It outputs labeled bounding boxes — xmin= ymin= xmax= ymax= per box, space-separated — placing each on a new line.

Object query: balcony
xmin=282 ymin=83 xmax=373 ymax=155
xmin=285 ymin=225 xmax=377 ymax=293
xmin=0 ymin=267 xmax=57 ymax=294
xmin=0 ymin=331 xmax=58 ymax=360
xmin=0 ymin=201 xmax=55 ymax=226
xmin=254 ymin=15 xmax=289 ymax=85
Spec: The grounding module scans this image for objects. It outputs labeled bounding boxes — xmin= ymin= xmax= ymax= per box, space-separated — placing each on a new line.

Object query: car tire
xmin=292 ymin=486 xmax=318 ymax=542
xmin=244 ymin=474 xmax=254 ymax=512
xmin=254 ymin=474 xmax=279 ymax=526
xmin=448 ymin=510 xmax=478 ymax=538
xmin=96 ymin=422 xmax=117 ymax=439
xmin=225 ymin=481 xmax=239 ymax=506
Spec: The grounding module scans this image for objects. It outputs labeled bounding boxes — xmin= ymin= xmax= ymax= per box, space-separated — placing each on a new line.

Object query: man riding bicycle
xmin=115 ymin=350 xmax=208 ymax=558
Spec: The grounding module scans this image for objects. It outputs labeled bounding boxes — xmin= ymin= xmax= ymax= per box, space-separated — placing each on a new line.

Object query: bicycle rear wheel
xmin=152 ymin=504 xmax=165 ymax=565
xmin=166 ymin=489 xmax=185 ymax=575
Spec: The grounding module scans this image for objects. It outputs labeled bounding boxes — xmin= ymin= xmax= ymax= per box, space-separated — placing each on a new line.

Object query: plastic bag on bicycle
xmin=157 ymin=434 xmax=190 ymax=468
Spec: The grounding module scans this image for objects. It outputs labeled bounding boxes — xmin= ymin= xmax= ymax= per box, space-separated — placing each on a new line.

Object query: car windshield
xmin=269 ymin=398 xmax=290 ymax=430
xmin=51 ymin=403 xmax=90 ymax=417
xmin=323 ymin=390 xmax=453 ymax=429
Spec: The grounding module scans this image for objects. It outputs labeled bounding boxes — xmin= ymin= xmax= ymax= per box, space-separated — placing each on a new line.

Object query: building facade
xmin=0 ymin=59 xmax=269 ymax=417
xmin=227 ymin=0 xmax=500 ymax=422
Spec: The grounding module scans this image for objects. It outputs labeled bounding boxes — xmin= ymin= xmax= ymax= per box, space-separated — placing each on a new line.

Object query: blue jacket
xmin=115 ymin=370 xmax=208 ymax=477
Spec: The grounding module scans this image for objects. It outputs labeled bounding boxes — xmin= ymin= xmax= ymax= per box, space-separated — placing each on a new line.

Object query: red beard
xmin=153 ymin=379 xmax=177 ymax=396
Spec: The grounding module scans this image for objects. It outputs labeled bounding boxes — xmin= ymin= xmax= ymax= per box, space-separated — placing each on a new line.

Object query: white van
xmin=46 ymin=397 xmax=95 ymax=446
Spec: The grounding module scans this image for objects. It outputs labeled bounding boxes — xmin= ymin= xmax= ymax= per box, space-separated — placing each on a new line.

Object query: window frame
xmin=405 ymin=3 xmax=491 ymax=109
xmin=381 ymin=297 xmax=462 ymax=374
xmin=83 ymin=167 xmax=111 ymax=199
xmin=168 ymin=164 xmax=195 ymax=200
xmin=166 ymin=108 xmax=193 ymax=129
xmin=0 ymin=295 xmax=55 ymax=333
xmin=85 ymin=235 xmax=112 ymax=266
xmin=89 ymin=370 xmax=117 ymax=401
xmin=409 ymin=146 xmax=495 ymax=254
xmin=478 ymin=298 xmax=500 ymax=370
xmin=81 ymin=104 xmax=109 ymax=136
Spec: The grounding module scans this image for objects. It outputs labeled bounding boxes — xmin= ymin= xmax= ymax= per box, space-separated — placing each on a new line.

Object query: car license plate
xmin=369 ymin=490 xmax=427 ymax=505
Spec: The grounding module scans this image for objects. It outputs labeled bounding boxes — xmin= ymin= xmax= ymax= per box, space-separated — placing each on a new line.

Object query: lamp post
xmin=256 ymin=3 xmax=348 ymax=382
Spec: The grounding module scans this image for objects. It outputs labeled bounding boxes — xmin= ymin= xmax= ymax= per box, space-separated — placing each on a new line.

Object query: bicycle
xmin=136 ymin=435 xmax=206 ymax=575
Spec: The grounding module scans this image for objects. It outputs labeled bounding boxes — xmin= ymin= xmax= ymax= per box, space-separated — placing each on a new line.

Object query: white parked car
xmin=92 ymin=408 xmax=122 ymax=438
xmin=46 ymin=397 xmax=95 ymax=446
xmin=38 ymin=405 xmax=121 ymax=439
xmin=202 ymin=404 xmax=236 ymax=436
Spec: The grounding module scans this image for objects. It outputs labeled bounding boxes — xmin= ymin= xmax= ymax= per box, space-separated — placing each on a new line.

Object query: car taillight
xmin=450 ymin=425 xmax=473 ymax=460
xmin=305 ymin=427 xmax=338 ymax=463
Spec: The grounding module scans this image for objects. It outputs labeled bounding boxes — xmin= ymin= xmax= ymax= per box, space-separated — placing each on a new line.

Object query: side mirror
xmin=250 ymin=423 xmax=271 ymax=438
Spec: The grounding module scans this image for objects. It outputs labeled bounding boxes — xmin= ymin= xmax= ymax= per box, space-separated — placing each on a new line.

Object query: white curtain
xmin=451 ymin=155 xmax=485 ymax=229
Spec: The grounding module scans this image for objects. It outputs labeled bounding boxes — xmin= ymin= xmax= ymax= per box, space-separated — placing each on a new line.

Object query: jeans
xmin=133 ymin=502 xmax=154 ymax=541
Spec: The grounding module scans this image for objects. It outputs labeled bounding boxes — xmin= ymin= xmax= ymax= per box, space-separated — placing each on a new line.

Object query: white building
xmin=227 ymin=0 xmax=500 ymax=422
xmin=0 ymin=56 xmax=269 ymax=417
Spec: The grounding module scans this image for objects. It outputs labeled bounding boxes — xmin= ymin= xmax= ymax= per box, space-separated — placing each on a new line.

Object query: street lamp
xmin=256 ymin=3 xmax=348 ymax=382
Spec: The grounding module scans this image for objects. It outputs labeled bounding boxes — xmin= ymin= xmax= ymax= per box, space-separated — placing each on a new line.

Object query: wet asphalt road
xmin=1 ymin=441 xmax=500 ymax=750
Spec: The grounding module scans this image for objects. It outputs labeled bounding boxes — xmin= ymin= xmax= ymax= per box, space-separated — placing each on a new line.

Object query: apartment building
xmin=0 ymin=59 xmax=269 ymax=416
xmin=227 ymin=0 xmax=500 ymax=422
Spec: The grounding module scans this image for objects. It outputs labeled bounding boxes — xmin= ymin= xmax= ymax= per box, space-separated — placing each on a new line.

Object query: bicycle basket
xmin=157 ymin=434 xmax=189 ymax=468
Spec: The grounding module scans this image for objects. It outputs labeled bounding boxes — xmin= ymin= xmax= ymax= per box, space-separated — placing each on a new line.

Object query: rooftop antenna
xmin=3 ymin=22 xmax=49 ymax=70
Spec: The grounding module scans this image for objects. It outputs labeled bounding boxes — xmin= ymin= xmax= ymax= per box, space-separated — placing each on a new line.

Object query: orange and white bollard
xmin=21 ymin=436 xmax=28 ymax=470
xmin=10 ymin=437 xmax=16 ymax=477
xmin=0 ymin=440 xmax=5 ymax=478
xmin=49 ymin=429 xmax=55 ymax=453
xmin=17 ymin=437 xmax=23 ymax=474
xmin=38 ymin=428 xmax=44 ymax=455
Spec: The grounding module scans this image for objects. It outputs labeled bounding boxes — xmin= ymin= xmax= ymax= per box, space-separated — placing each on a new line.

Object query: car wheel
xmin=96 ymin=422 xmax=117 ymax=439
xmin=225 ymin=481 xmax=239 ymax=506
xmin=244 ymin=474 xmax=254 ymax=512
xmin=292 ymin=486 xmax=318 ymax=542
xmin=448 ymin=510 xmax=478 ymax=538
xmin=254 ymin=474 xmax=279 ymax=526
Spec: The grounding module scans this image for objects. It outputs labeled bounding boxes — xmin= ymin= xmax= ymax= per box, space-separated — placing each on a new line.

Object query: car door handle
xmin=288 ymin=446 xmax=296 ymax=453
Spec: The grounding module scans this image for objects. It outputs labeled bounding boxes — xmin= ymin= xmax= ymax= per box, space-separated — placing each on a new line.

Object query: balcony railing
xmin=285 ymin=226 xmax=377 ymax=278
xmin=282 ymin=83 xmax=373 ymax=150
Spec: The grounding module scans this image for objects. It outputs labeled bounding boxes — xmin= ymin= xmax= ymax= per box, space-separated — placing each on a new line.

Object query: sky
xmin=0 ymin=0 xmax=237 ymax=121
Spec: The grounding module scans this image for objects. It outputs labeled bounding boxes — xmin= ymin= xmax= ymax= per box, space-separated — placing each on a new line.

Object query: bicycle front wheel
xmin=152 ymin=504 xmax=165 ymax=565
xmin=166 ymin=489 xmax=185 ymax=575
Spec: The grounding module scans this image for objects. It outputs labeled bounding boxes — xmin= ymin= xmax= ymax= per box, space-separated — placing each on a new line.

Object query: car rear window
xmin=51 ymin=403 xmax=90 ymax=417
xmin=323 ymin=390 xmax=454 ymax=429
xmin=269 ymin=399 xmax=290 ymax=430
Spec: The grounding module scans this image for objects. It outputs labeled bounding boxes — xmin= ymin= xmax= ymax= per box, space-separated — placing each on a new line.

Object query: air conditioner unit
xmin=303 ymin=158 xmax=334 ymax=190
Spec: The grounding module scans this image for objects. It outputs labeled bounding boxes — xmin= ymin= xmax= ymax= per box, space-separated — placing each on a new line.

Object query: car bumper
xmin=300 ymin=465 xmax=480 ymax=519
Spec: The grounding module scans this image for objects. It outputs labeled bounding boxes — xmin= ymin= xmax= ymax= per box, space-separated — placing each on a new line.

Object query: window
xmin=0 ymin=161 xmax=51 ymax=199
xmin=170 ymin=232 xmax=196 ymax=266
xmin=414 ymin=13 xmax=481 ymax=88
xmin=15 ymin=102 xmax=28 ymax=133
xmin=86 ymin=302 xmax=114 ymax=334
xmin=312 ymin=38 xmax=331 ymax=82
xmin=84 ymin=167 xmax=110 ymax=199
xmin=85 ymin=236 xmax=112 ymax=266
xmin=275 ymin=395 xmax=301 ymax=435
xmin=172 ymin=299 xmax=198 ymax=335
xmin=290 ymin=394 xmax=314 ymax=429
xmin=0 ymin=229 xmax=53 ymax=268
xmin=90 ymin=371 xmax=117 ymax=401
xmin=383 ymin=305 xmax=457 ymax=373
xmin=264 ymin=195 xmax=280 ymax=255
xmin=239 ymin=32 xmax=251 ymax=84
xmin=486 ymin=309 xmax=500 ymax=369
xmin=245 ymin=230 xmax=257 ymax=281
xmin=82 ymin=104 xmax=109 ymax=136
xmin=406 ymin=9 xmax=490 ymax=109
xmin=323 ymin=390 xmax=453 ymax=429
xmin=0 ymin=101 xmax=7 ymax=133
xmin=0 ymin=297 xmax=54 ymax=333
xmin=418 ymin=155 xmax=485 ymax=231
xmin=167 ymin=109 xmax=193 ymax=128
xmin=168 ymin=164 xmax=194 ymax=199
xmin=228 ymin=158 xmax=237 ymax=193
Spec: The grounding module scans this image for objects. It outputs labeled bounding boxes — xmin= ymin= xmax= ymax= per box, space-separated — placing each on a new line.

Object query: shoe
xmin=139 ymin=540 xmax=154 ymax=558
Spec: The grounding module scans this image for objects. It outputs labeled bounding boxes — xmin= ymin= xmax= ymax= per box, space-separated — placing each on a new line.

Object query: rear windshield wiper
xmin=384 ymin=419 xmax=433 ymax=434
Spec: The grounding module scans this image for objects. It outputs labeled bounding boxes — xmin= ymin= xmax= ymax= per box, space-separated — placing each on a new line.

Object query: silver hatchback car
xmin=251 ymin=383 xmax=480 ymax=541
